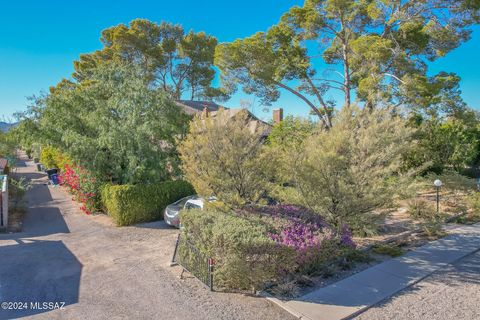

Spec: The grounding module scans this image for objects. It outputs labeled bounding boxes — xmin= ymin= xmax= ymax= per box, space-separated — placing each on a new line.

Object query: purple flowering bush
xmin=239 ymin=204 xmax=357 ymax=275
xmin=180 ymin=204 xmax=359 ymax=291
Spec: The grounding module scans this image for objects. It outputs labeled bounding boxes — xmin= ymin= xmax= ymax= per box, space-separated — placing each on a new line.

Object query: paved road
xmin=0 ymin=156 xmax=293 ymax=320
xmin=355 ymin=250 xmax=480 ymax=320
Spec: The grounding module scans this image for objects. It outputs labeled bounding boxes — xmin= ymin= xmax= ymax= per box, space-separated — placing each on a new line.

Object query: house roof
xmin=176 ymin=100 xmax=272 ymax=137
xmin=209 ymin=108 xmax=272 ymax=137
xmin=176 ymin=100 xmax=226 ymax=115
xmin=0 ymin=158 xmax=8 ymax=173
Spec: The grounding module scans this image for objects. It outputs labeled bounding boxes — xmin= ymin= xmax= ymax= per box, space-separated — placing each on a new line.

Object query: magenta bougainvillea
xmin=59 ymin=163 xmax=99 ymax=215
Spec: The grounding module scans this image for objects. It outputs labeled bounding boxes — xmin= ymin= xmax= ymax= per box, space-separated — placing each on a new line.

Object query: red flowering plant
xmin=59 ymin=163 xmax=101 ymax=215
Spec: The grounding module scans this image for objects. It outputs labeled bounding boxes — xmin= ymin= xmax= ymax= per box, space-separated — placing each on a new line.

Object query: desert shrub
xmin=179 ymin=109 xmax=269 ymax=208
xmin=290 ymin=106 xmax=415 ymax=236
xmin=180 ymin=209 xmax=296 ymax=291
xmin=407 ymin=198 xmax=436 ymax=219
xmin=180 ymin=205 xmax=358 ymax=291
xmin=102 ymin=180 xmax=194 ymax=226
xmin=372 ymin=244 xmax=404 ymax=257
xmin=241 ymin=205 xmax=358 ymax=275
xmin=269 ymin=280 xmax=301 ymax=298
xmin=459 ymin=192 xmax=480 ymax=224
xmin=407 ymin=198 xmax=445 ymax=236
xmin=425 ymin=170 xmax=476 ymax=192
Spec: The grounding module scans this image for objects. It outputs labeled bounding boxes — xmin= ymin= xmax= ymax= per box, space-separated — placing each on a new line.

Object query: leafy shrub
xmin=180 ymin=209 xmax=296 ymax=291
xmin=8 ymin=177 xmax=32 ymax=212
xmin=40 ymin=146 xmax=71 ymax=170
xmin=102 ymin=180 xmax=194 ymax=226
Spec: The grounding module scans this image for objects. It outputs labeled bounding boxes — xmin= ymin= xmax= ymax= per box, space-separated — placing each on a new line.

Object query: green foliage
xmin=73 ymin=19 xmax=225 ymax=101
xmin=40 ymin=146 xmax=71 ymax=170
xmin=372 ymin=244 xmax=405 ymax=257
xmin=20 ymin=62 xmax=190 ymax=184
xmin=284 ymin=106 xmax=415 ymax=236
xmin=405 ymin=116 xmax=480 ymax=173
xmin=9 ymin=177 xmax=32 ymax=213
xmin=179 ymin=109 xmax=269 ymax=208
xmin=101 ymin=180 xmax=194 ymax=226
xmin=265 ymin=116 xmax=316 ymax=204
xmin=180 ymin=209 xmax=296 ymax=291
xmin=0 ymin=131 xmax=16 ymax=159
xmin=216 ymin=0 xmax=479 ymax=118
xmin=214 ymin=26 xmax=332 ymax=125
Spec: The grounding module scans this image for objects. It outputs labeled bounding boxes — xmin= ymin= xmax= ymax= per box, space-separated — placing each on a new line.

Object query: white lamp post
xmin=434 ymin=179 xmax=442 ymax=214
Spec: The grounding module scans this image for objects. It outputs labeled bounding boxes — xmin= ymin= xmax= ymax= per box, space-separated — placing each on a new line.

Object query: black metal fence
xmin=172 ymin=234 xmax=214 ymax=291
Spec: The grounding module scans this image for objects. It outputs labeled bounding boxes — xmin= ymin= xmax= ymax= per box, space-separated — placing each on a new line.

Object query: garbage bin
xmin=46 ymin=168 xmax=58 ymax=180
xmin=37 ymin=164 xmax=42 ymax=172
xmin=51 ymin=174 xmax=60 ymax=186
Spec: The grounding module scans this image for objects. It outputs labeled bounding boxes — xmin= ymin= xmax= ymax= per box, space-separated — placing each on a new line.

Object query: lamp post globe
xmin=434 ymin=179 xmax=442 ymax=214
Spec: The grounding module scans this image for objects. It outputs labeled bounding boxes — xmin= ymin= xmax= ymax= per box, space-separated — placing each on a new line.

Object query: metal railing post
xmin=208 ymin=258 xmax=215 ymax=291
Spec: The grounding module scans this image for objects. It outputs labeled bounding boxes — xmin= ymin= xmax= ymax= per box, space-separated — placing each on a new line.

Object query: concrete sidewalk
xmin=268 ymin=224 xmax=480 ymax=320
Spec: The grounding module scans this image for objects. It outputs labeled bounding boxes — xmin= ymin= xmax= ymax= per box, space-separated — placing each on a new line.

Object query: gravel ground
xmin=355 ymin=249 xmax=480 ymax=320
xmin=0 ymin=155 xmax=294 ymax=320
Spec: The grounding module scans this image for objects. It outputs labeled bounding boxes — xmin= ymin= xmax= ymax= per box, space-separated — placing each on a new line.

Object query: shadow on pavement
xmin=0 ymin=240 xmax=82 ymax=320
xmin=14 ymin=158 xmax=28 ymax=168
xmin=20 ymin=172 xmax=47 ymax=182
xmin=24 ymin=179 xmax=53 ymax=207
xmin=21 ymin=206 xmax=70 ymax=237
xmin=134 ymin=220 xmax=175 ymax=230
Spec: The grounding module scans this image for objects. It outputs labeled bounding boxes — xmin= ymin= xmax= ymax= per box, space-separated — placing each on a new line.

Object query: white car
xmin=164 ymin=196 xmax=215 ymax=228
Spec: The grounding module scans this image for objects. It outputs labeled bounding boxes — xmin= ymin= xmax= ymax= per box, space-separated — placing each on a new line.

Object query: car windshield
xmin=175 ymin=196 xmax=194 ymax=207
xmin=185 ymin=202 xmax=201 ymax=210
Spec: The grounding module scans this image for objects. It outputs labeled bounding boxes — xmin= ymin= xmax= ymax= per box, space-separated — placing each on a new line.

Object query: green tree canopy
xmin=215 ymin=0 xmax=480 ymax=124
xmin=73 ymin=19 xmax=226 ymax=101
xmin=16 ymin=62 xmax=190 ymax=184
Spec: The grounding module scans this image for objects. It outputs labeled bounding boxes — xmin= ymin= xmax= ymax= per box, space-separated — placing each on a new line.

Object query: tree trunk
xmin=274 ymin=81 xmax=331 ymax=128
xmin=342 ymin=42 xmax=351 ymax=108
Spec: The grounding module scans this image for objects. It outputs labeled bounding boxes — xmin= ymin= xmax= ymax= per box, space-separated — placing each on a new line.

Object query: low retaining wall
xmin=1 ymin=175 xmax=8 ymax=229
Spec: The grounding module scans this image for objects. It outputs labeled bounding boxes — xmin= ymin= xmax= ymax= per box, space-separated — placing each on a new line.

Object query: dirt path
xmin=0 ymin=155 xmax=294 ymax=320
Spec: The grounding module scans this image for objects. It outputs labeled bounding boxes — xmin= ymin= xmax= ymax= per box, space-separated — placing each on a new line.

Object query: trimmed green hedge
xmin=101 ymin=180 xmax=194 ymax=226
xmin=180 ymin=209 xmax=296 ymax=291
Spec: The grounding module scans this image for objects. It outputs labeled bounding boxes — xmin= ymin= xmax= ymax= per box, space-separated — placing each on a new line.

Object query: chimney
xmin=272 ymin=108 xmax=283 ymax=124
xmin=202 ymin=106 xmax=210 ymax=118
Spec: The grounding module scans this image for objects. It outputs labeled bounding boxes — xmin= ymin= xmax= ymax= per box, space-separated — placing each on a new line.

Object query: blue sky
xmin=1 ymin=0 xmax=479 ymax=122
